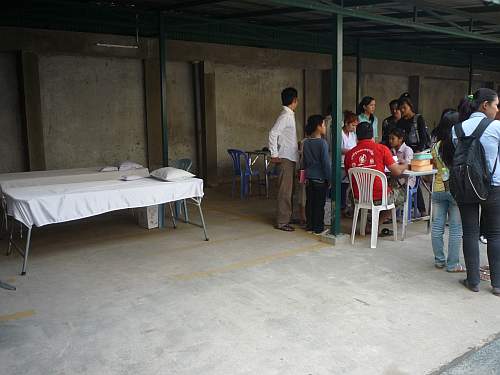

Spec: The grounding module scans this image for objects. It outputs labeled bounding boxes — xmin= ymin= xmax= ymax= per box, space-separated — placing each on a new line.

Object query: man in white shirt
xmin=269 ymin=87 xmax=299 ymax=231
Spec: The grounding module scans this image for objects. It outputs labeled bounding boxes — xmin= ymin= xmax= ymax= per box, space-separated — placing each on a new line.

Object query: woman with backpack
xmin=451 ymin=88 xmax=500 ymax=296
xmin=397 ymin=93 xmax=431 ymax=216
xmin=431 ymin=110 xmax=465 ymax=273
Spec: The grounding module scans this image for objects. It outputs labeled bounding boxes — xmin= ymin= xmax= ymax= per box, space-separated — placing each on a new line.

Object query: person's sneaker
xmin=460 ymin=279 xmax=479 ymax=292
xmin=492 ymin=287 xmax=500 ymax=296
xmin=480 ymin=235 xmax=488 ymax=244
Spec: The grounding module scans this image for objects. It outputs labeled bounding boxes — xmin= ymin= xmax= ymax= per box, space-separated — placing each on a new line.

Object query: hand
xmin=271 ymin=157 xmax=281 ymax=164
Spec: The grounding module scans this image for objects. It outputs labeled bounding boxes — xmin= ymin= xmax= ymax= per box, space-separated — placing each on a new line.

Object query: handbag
xmin=298 ymin=169 xmax=306 ymax=184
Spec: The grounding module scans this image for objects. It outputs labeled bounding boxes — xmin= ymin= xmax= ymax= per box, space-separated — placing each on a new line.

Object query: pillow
xmin=150 ymin=167 xmax=195 ymax=181
xmin=120 ymin=175 xmax=145 ymax=181
xmin=119 ymin=160 xmax=143 ymax=171
xmin=99 ymin=166 xmax=119 ymax=172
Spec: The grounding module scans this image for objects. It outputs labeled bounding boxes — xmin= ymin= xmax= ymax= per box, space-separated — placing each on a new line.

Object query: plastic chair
xmin=227 ymin=149 xmax=260 ymax=199
xmin=173 ymin=158 xmax=193 ymax=222
xmin=348 ymin=167 xmax=397 ymax=248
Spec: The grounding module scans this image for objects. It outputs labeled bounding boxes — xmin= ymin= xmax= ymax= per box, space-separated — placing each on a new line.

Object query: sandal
xmin=435 ymin=263 xmax=446 ymax=269
xmin=379 ymin=228 xmax=393 ymax=237
xmin=446 ymin=264 xmax=466 ymax=273
xmin=276 ymin=224 xmax=295 ymax=232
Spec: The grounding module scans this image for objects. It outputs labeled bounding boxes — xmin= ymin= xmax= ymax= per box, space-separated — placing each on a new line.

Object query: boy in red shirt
xmin=345 ymin=121 xmax=408 ymax=233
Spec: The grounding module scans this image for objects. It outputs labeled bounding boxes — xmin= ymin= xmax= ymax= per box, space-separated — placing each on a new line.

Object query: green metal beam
xmin=267 ymin=0 xmax=500 ymax=44
xmin=330 ymin=14 xmax=343 ymax=236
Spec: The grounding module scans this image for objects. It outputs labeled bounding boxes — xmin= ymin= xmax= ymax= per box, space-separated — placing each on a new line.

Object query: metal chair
xmin=349 ymin=167 xmax=397 ymax=248
xmin=174 ymin=158 xmax=193 ymax=222
xmin=227 ymin=149 xmax=260 ymax=199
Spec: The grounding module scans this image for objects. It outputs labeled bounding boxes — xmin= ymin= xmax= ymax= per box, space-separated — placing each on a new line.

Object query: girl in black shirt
xmin=396 ymin=94 xmax=431 ymax=152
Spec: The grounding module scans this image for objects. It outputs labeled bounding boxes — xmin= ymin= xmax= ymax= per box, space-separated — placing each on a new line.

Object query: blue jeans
xmin=431 ymin=191 xmax=462 ymax=270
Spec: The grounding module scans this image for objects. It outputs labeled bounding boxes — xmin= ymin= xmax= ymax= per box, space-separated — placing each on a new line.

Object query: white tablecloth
xmin=4 ymin=177 xmax=204 ymax=228
xmin=0 ymin=167 xmax=150 ymax=193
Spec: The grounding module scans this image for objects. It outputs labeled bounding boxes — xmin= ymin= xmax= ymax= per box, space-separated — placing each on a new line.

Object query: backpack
xmin=449 ymin=118 xmax=496 ymax=204
xmin=406 ymin=114 xmax=431 ymax=150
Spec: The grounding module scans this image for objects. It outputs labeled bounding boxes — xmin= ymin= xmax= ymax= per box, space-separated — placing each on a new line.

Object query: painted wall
xmin=38 ymin=54 xmax=147 ymax=169
xmin=214 ymin=63 xmax=304 ymax=179
xmin=0 ymin=52 xmax=26 ymax=173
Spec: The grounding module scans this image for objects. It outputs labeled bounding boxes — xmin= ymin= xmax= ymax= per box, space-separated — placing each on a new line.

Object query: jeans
xmin=458 ymin=186 xmax=500 ymax=288
xmin=306 ymin=180 xmax=328 ymax=233
xmin=431 ymin=192 xmax=462 ymax=270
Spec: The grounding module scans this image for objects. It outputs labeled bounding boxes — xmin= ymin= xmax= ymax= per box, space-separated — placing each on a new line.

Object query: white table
xmin=400 ymin=169 xmax=437 ymax=240
xmin=4 ymin=177 xmax=208 ymax=274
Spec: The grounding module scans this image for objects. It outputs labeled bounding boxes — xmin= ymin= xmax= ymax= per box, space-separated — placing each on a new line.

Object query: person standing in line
xmin=303 ymin=115 xmax=331 ymax=235
xmin=431 ymin=110 xmax=465 ymax=273
xmin=397 ymin=93 xmax=431 ymax=216
xmin=357 ymin=96 xmax=378 ymax=141
xmin=381 ymin=99 xmax=401 ymax=147
xmin=452 ymin=88 xmax=500 ymax=296
xmin=269 ymin=87 xmax=299 ymax=232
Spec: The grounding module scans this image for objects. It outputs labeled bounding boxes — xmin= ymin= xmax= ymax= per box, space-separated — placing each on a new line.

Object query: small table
xmin=246 ymin=150 xmax=272 ymax=198
xmin=400 ymin=169 xmax=437 ymax=240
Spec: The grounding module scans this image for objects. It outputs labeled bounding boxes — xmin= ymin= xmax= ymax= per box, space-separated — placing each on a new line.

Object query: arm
xmin=417 ymin=115 xmax=430 ymax=150
xmin=269 ymin=115 xmax=285 ymax=162
xmin=322 ymin=140 xmax=332 ymax=181
xmin=384 ymin=146 xmax=407 ymax=176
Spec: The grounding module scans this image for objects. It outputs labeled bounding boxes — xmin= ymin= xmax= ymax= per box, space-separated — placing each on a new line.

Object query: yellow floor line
xmin=173 ymin=242 xmax=330 ymax=281
xmin=0 ymin=309 xmax=35 ymax=322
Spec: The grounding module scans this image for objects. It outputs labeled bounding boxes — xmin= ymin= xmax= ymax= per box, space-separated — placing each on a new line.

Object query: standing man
xmin=381 ymin=99 xmax=401 ymax=147
xmin=269 ymin=87 xmax=299 ymax=231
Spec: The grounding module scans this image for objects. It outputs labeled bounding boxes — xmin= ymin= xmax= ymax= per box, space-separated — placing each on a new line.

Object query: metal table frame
xmin=400 ymin=169 xmax=437 ymax=240
xmin=246 ymin=150 xmax=272 ymax=198
xmin=7 ymin=196 xmax=209 ymax=275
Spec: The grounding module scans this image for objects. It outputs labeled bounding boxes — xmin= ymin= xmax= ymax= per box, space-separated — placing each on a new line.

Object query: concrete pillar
xmin=20 ymin=51 xmax=45 ymax=171
xmin=144 ymin=58 xmax=163 ymax=171
xmin=202 ymin=61 xmax=218 ymax=187
xmin=304 ymin=69 xmax=323 ymax=128
xmin=408 ymin=75 xmax=421 ymax=112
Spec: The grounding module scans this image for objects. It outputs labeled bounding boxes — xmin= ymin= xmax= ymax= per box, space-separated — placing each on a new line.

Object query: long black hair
xmin=436 ymin=109 xmax=459 ymax=167
xmin=398 ymin=92 xmax=416 ymax=113
xmin=458 ymin=88 xmax=498 ymax=121
xmin=357 ymin=96 xmax=375 ymax=123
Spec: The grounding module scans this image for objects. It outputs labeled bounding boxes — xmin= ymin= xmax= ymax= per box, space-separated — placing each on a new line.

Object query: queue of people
xmin=268 ymin=86 xmax=500 ymax=297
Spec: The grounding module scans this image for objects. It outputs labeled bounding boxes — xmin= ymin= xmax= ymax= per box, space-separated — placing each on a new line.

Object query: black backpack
xmin=450 ymin=118 xmax=496 ymax=204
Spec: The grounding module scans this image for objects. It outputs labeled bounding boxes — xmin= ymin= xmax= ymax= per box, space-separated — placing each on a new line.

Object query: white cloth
xmin=0 ymin=167 xmax=150 ymax=193
xmin=341 ymin=131 xmax=357 ymax=154
xmin=268 ymin=106 xmax=299 ymax=162
xmin=4 ymin=177 xmax=204 ymax=228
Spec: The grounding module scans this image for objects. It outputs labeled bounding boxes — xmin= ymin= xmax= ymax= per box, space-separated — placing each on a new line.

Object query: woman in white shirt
xmin=341 ymin=110 xmax=358 ymax=154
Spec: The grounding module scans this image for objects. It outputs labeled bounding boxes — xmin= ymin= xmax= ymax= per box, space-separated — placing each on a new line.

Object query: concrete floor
xmin=1 ymin=187 xmax=499 ymax=375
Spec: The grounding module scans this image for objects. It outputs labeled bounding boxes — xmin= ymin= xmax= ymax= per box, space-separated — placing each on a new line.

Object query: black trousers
xmin=306 ymin=180 xmax=328 ymax=233
xmin=458 ymin=187 xmax=500 ymax=288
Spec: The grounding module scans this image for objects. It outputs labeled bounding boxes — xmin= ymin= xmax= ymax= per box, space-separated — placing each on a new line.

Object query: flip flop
xmin=276 ymin=224 xmax=295 ymax=232
xmin=446 ymin=264 xmax=466 ymax=273
xmin=379 ymin=228 xmax=393 ymax=237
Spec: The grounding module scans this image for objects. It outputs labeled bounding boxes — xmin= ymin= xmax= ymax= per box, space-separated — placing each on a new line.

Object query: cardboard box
xmin=137 ymin=205 xmax=159 ymax=229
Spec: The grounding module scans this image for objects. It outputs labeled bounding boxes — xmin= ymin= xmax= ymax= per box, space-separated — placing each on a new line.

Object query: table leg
xmin=402 ymin=177 xmax=410 ymax=241
xmin=265 ymin=156 xmax=269 ymax=199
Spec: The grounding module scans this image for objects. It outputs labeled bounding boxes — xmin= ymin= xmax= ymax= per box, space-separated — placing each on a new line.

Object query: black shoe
xmin=492 ymin=287 xmax=500 ymax=296
xmin=460 ymin=279 xmax=479 ymax=292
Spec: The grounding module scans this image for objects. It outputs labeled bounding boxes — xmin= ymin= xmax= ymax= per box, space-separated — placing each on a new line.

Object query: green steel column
xmin=330 ymin=14 xmax=343 ymax=236
xmin=159 ymin=11 xmax=168 ymax=166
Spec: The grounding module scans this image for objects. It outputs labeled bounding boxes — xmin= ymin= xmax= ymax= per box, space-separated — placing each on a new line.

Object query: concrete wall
xmin=0 ymin=52 xmax=26 ymax=173
xmin=38 ymin=54 xmax=147 ymax=169
xmin=1 ymin=28 xmax=500 ymax=181
xmin=214 ymin=63 xmax=304 ymax=179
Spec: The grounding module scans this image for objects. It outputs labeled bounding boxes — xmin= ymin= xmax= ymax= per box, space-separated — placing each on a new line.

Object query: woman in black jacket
xmin=396 ymin=93 xmax=431 ymax=152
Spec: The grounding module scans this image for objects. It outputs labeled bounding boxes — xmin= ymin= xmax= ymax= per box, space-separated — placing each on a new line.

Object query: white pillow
xmin=150 ymin=167 xmax=195 ymax=181
xmin=120 ymin=175 xmax=144 ymax=181
xmin=99 ymin=166 xmax=119 ymax=172
xmin=119 ymin=160 xmax=143 ymax=171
